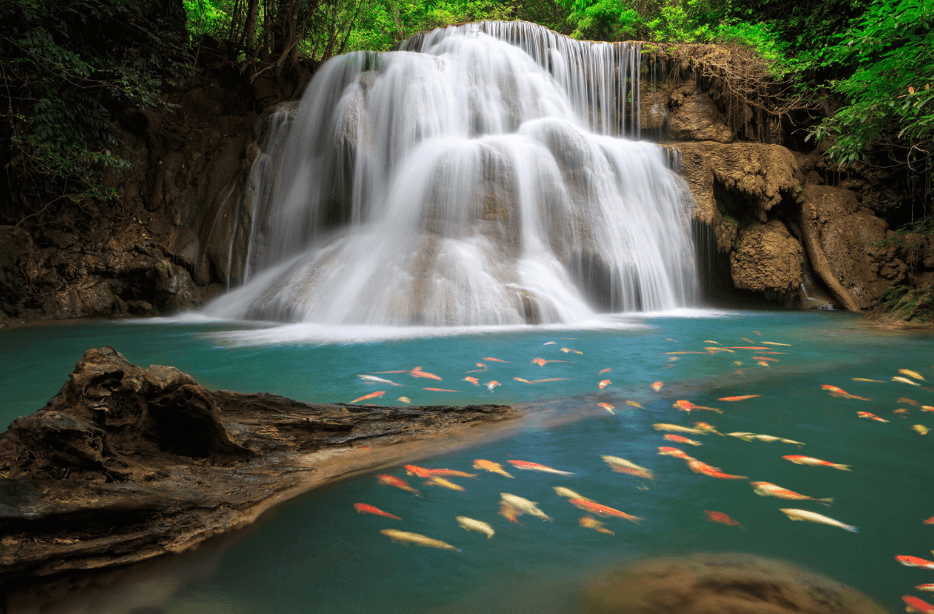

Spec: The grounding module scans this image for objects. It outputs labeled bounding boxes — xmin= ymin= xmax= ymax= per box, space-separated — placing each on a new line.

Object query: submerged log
xmin=0 ymin=347 xmax=518 ymax=586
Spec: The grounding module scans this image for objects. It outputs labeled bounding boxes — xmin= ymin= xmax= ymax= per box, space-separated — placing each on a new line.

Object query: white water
xmin=205 ymin=22 xmax=700 ymax=326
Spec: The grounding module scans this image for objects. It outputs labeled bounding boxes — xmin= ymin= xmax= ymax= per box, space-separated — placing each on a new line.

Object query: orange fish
xmin=464 ymin=376 xmax=479 ymax=385
xmin=514 ymin=377 xmax=532 ymax=383
xmin=916 ymin=584 xmax=934 ymax=592
xmin=353 ymin=503 xmax=401 ymax=520
xmin=404 ymin=464 xmax=432 ymax=477
xmin=531 ymin=357 xmax=570 ymax=366
xmin=425 ymin=468 xmax=479 ymax=479
xmin=482 ymin=357 xmax=508 ymax=362
xmin=894 ymin=408 xmax=910 ymax=415
xmin=410 ymin=366 xmax=442 ymax=380
xmin=857 ymin=411 xmax=889 ymax=422
xmin=598 ymin=402 xmax=615 ymax=415
xmin=752 ymin=356 xmax=779 ymax=362
xmin=651 ymin=381 xmax=663 ymax=392
xmin=626 ymin=400 xmax=643 ymax=408
xmin=567 ymin=498 xmax=643 ymax=524
xmin=664 ymin=434 xmax=702 ymax=446
xmin=903 ymin=595 xmax=934 ymax=614
xmin=424 ymin=476 xmax=465 ymax=492
xmin=751 ymin=481 xmax=833 ymax=506
xmin=485 ymin=380 xmax=501 ymax=391
xmin=694 ymin=422 xmax=720 ymax=434
xmin=508 ymin=460 xmax=574 ymax=476
xmin=473 ymin=459 xmax=514 ymax=478
xmin=742 ymin=337 xmax=755 ymax=344
xmin=821 ymin=384 xmax=847 ymax=394
xmin=579 ymin=515 xmax=614 ymax=535
xmin=599 ymin=379 xmax=611 ymax=389
xmin=921 ymin=405 xmax=934 ymax=412
xmin=783 ymin=455 xmax=850 ymax=471
xmin=350 ymin=390 xmax=386 ymax=404
xmin=897 ymin=555 xmax=934 ymax=570
xmin=499 ymin=501 xmax=523 ymax=524
xmin=599 ymin=368 xmax=612 ymax=374
xmin=718 ymin=395 xmax=760 ymax=401
xmin=724 ymin=346 xmax=769 ymax=350
xmin=703 ymin=510 xmax=744 ymax=529
xmin=899 ymin=397 xmax=920 ymax=406
xmin=924 ymin=516 xmax=934 ymax=524
xmin=377 ymin=474 xmax=420 ymax=495
xmin=673 ymin=399 xmax=723 ymax=414
xmin=658 ymin=446 xmax=694 ymax=460
xmin=423 ymin=388 xmax=459 ymax=392
xmin=530 ymin=378 xmax=570 ymax=383
xmin=687 ymin=458 xmax=748 ymax=480
xmin=560 ymin=348 xmax=583 ymax=354
xmin=756 ymin=361 xmax=770 ymax=367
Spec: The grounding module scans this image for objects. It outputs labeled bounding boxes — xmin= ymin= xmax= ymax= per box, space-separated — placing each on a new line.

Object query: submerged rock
xmin=581 ymin=552 xmax=889 ymax=614
xmin=730 ymin=219 xmax=803 ymax=305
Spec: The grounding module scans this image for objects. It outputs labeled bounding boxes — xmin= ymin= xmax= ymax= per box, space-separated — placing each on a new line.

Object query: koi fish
xmin=601 ymin=456 xmax=655 ymax=479
xmin=598 ymin=402 xmax=615 ymax=415
xmin=531 ymin=358 xmax=569 ymax=366
xmin=473 ymin=459 xmax=513 ymax=478
xmin=653 ymin=423 xmax=707 ymax=435
xmin=529 ymin=378 xmax=569 ymax=383
xmin=658 ymin=446 xmax=694 ymax=460
xmin=380 ymin=529 xmax=460 ymax=551
xmin=579 ymin=515 xmax=614 ymax=535
xmin=501 ymin=493 xmax=552 ymax=522
xmin=674 ymin=399 xmax=723 ymax=413
xmin=704 ymin=510 xmax=744 ymax=529
xmin=404 ymin=464 xmax=432 ymax=477
xmin=410 ymin=366 xmax=442 ymax=380
xmin=598 ymin=379 xmax=611 ymax=389
xmin=485 ymin=380 xmax=501 ymax=391
xmin=923 ymin=405 xmax=934 ymax=412
xmin=358 ymin=375 xmax=403 ymax=386
xmin=463 ymin=376 xmax=479 ymax=385
xmin=694 ymin=422 xmax=721 ymax=434
xmin=651 ymin=381 xmax=664 ymax=392
xmin=424 ymin=476 xmax=466 ymax=492
xmin=894 ymin=376 xmax=922 ymax=386
xmin=397 ymin=396 xmax=411 ymax=404
xmin=900 ymin=398 xmax=920 ymax=406
xmin=751 ymin=481 xmax=833 ymax=506
xmin=507 ymin=460 xmax=574 ymax=476
xmin=779 ymin=509 xmax=857 ymax=532
xmin=456 ymin=516 xmax=494 ymax=538
xmin=897 ymin=555 xmax=934 ymax=570
xmin=350 ymin=390 xmax=386 ymax=404
xmin=915 ymin=584 xmax=934 ymax=592
xmin=706 ymin=347 xmax=735 ymax=353
xmin=728 ymin=433 xmax=804 ymax=446
xmin=354 ymin=503 xmax=402 ymax=520
xmin=425 ymin=469 xmax=479 ymax=479
xmin=895 ymin=408 xmax=910 ymax=415
xmin=599 ymin=368 xmax=612 ymax=374
xmin=554 ymin=486 xmax=591 ymax=500
xmin=924 ymin=516 xmax=934 ymax=524
xmin=756 ymin=361 xmax=771 ymax=367
xmin=783 ymin=455 xmax=850 ymax=471
xmin=687 ymin=458 xmax=748 ymax=480
xmin=820 ymin=385 xmax=870 ymax=400
xmin=718 ymin=395 xmax=760 ymax=401
xmin=543 ymin=341 xmax=556 ymax=345
xmin=752 ymin=357 xmax=779 ymax=362
xmin=560 ymin=348 xmax=583 ymax=354
xmin=724 ymin=346 xmax=770 ymax=350
xmin=498 ymin=501 xmax=523 ymax=524
xmin=742 ymin=337 xmax=755 ymax=344
xmin=704 ymin=340 xmax=719 ymax=344
xmin=566 ymin=498 xmax=643 ymax=524
xmin=913 ymin=424 xmax=930 ymax=435
xmin=903 ymin=595 xmax=934 ymax=614
xmin=762 ymin=341 xmax=790 ymax=346
xmin=514 ymin=377 xmax=532 ymax=383
xmin=423 ymin=388 xmax=459 ymax=392
xmin=664 ymin=434 xmax=702 ymax=446
xmin=482 ymin=357 xmax=508 ymax=362
xmin=900 ymin=369 xmax=926 ymax=381
xmin=851 ymin=378 xmax=884 ymax=382
xmin=857 ymin=411 xmax=889 ymax=423
xmin=377 ymin=474 xmax=420 ymax=495
xmin=626 ymin=400 xmax=643 ymax=408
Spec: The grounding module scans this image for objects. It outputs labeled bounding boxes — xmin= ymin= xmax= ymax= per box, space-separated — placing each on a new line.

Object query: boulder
xmin=668 ymin=86 xmax=735 ymax=143
xmin=730 ymin=219 xmax=803 ymax=304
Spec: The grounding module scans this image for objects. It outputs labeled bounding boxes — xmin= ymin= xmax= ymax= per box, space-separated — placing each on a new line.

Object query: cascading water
xmin=204 ymin=21 xmax=701 ymax=326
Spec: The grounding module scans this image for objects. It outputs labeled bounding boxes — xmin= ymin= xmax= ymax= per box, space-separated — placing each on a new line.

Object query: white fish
xmin=893 ymin=376 xmax=922 ymax=387
xmin=358 ymin=374 xmax=403 ymax=386
xmin=553 ymin=486 xmax=591 ymax=500
xmin=653 ymin=423 xmax=707 ymax=435
xmin=456 ymin=516 xmax=495 ymax=538
xmin=601 ymin=455 xmax=655 ymax=479
xmin=380 ymin=529 xmax=460 ymax=551
xmin=500 ymin=493 xmax=552 ymax=522
xmin=779 ymin=508 xmax=858 ymax=532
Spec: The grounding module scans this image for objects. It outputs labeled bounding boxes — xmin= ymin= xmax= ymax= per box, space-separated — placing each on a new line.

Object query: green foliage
xmin=875 ymin=286 xmax=934 ymax=325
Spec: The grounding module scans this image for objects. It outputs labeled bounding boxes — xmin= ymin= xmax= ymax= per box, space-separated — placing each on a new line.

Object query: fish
xmin=857 ymin=411 xmax=889 ymax=423
xmin=601 ymin=455 xmax=655 ymax=479
xmin=560 ymin=347 xmax=583 ymax=354
xmin=751 ymin=481 xmax=833 ymax=506
xmin=354 ymin=503 xmax=402 ymax=520
xmin=894 ymin=376 xmax=922 ymax=386
xmin=924 ymin=516 xmax=934 ymax=525
xmin=498 ymin=501 xmax=523 ymax=524
xmin=579 ymin=515 xmax=614 ymax=535
xmin=652 ymin=423 xmax=707 ymax=435
xmin=703 ymin=510 xmax=745 ymax=529
xmin=762 ymin=341 xmax=790 ymax=346
xmin=482 ymin=357 xmax=508 ymax=362
xmin=377 ymin=474 xmax=420 ymax=495
xmin=914 ymin=424 xmax=930 ymax=435
xmin=626 ymin=400 xmax=643 ymax=408
xmin=718 ymin=395 xmax=760 ymax=401
xmin=350 ymin=390 xmax=386 ymax=404
xmin=501 ymin=493 xmax=552 ymax=521
xmin=664 ymin=434 xmax=702 ymax=446
xmin=529 ymin=378 xmax=570 ymax=383
xmin=894 ymin=408 xmax=910 ymax=415
xmin=424 ymin=476 xmax=466 ymax=492
xmin=566 ymin=498 xmax=643 ymax=524
xmin=704 ymin=340 xmax=719 ymax=344
xmin=687 ymin=458 xmax=748 ymax=480
xmin=916 ymin=585 xmax=934 ymax=593
xmin=456 ymin=516 xmax=495 ymax=538
xmin=658 ymin=446 xmax=694 ymax=460
xmin=674 ymin=399 xmax=723 ymax=413
xmin=599 ymin=368 xmax=612 ymax=374
xmin=463 ymin=376 xmax=480 ymax=385
xmin=425 ymin=469 xmax=479 ymax=479
xmin=783 ymin=455 xmax=850 ymax=471
xmin=727 ymin=432 xmax=804 ymax=445
xmin=851 ymin=378 xmax=884 ymax=382
xmin=410 ymin=366 xmax=442 ymax=380
xmin=598 ymin=402 xmax=615 ymax=415
xmin=598 ymin=379 xmax=611 ymax=389
xmin=422 ymin=388 xmax=460 ymax=392
xmin=404 ymin=464 xmax=432 ymax=477
xmin=694 ymin=422 xmax=721 ymax=434
xmin=554 ymin=486 xmax=591 ymax=500
xmin=900 ymin=368 xmax=926 ymax=381
xmin=473 ymin=459 xmax=514 ymax=478
xmin=397 ymin=396 xmax=412 ymax=404
xmin=756 ymin=361 xmax=771 ymax=367
xmin=358 ymin=375 xmax=403 ymax=386
xmin=899 ymin=397 xmax=921 ymax=406
xmin=485 ymin=380 xmax=501 ymax=391
xmin=903 ymin=595 xmax=934 ymax=614
xmin=543 ymin=341 xmax=556 ymax=345
xmin=779 ymin=509 xmax=858 ymax=532
xmin=651 ymin=381 xmax=664 ymax=392
xmin=742 ymin=337 xmax=755 ymax=344
xmin=380 ymin=529 xmax=460 ymax=551
xmin=724 ymin=346 xmax=770 ymax=350
xmin=513 ymin=377 xmax=532 ymax=383
xmin=507 ymin=460 xmax=574 ymax=476
xmin=705 ymin=347 xmax=735 ymax=353
xmin=922 ymin=405 xmax=934 ymax=412
xmin=531 ymin=357 xmax=569 ymax=366
xmin=752 ymin=357 xmax=779 ymax=362
xmin=896 ymin=555 xmax=934 ymax=570
xmin=733 ymin=361 xmax=743 ymax=366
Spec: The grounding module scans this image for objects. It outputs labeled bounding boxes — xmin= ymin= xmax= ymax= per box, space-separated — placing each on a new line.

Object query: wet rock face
xmin=668 ymin=86 xmax=735 ymax=143
xmin=730 ymin=220 xmax=803 ymax=303
xmin=581 ymin=552 xmax=888 ymax=614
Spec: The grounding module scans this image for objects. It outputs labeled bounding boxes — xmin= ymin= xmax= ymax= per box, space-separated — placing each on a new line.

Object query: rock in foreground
xmin=0 ymin=347 xmax=517 ymax=585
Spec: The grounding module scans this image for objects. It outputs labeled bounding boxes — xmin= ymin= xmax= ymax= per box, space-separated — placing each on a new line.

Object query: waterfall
xmin=204 ymin=21 xmax=700 ymax=326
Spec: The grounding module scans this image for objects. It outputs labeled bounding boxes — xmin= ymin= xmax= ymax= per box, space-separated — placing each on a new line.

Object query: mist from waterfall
xmin=204 ymin=21 xmax=701 ymax=326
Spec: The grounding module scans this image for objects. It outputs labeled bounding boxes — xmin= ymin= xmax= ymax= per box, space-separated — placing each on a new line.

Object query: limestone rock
xmin=668 ymin=87 xmax=735 ymax=143
xmin=167 ymin=225 xmax=211 ymax=286
xmin=730 ymin=219 xmax=803 ymax=303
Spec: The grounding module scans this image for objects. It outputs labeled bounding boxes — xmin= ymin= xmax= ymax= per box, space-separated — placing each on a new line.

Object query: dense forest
xmin=0 ymin=0 xmax=931 ymax=314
